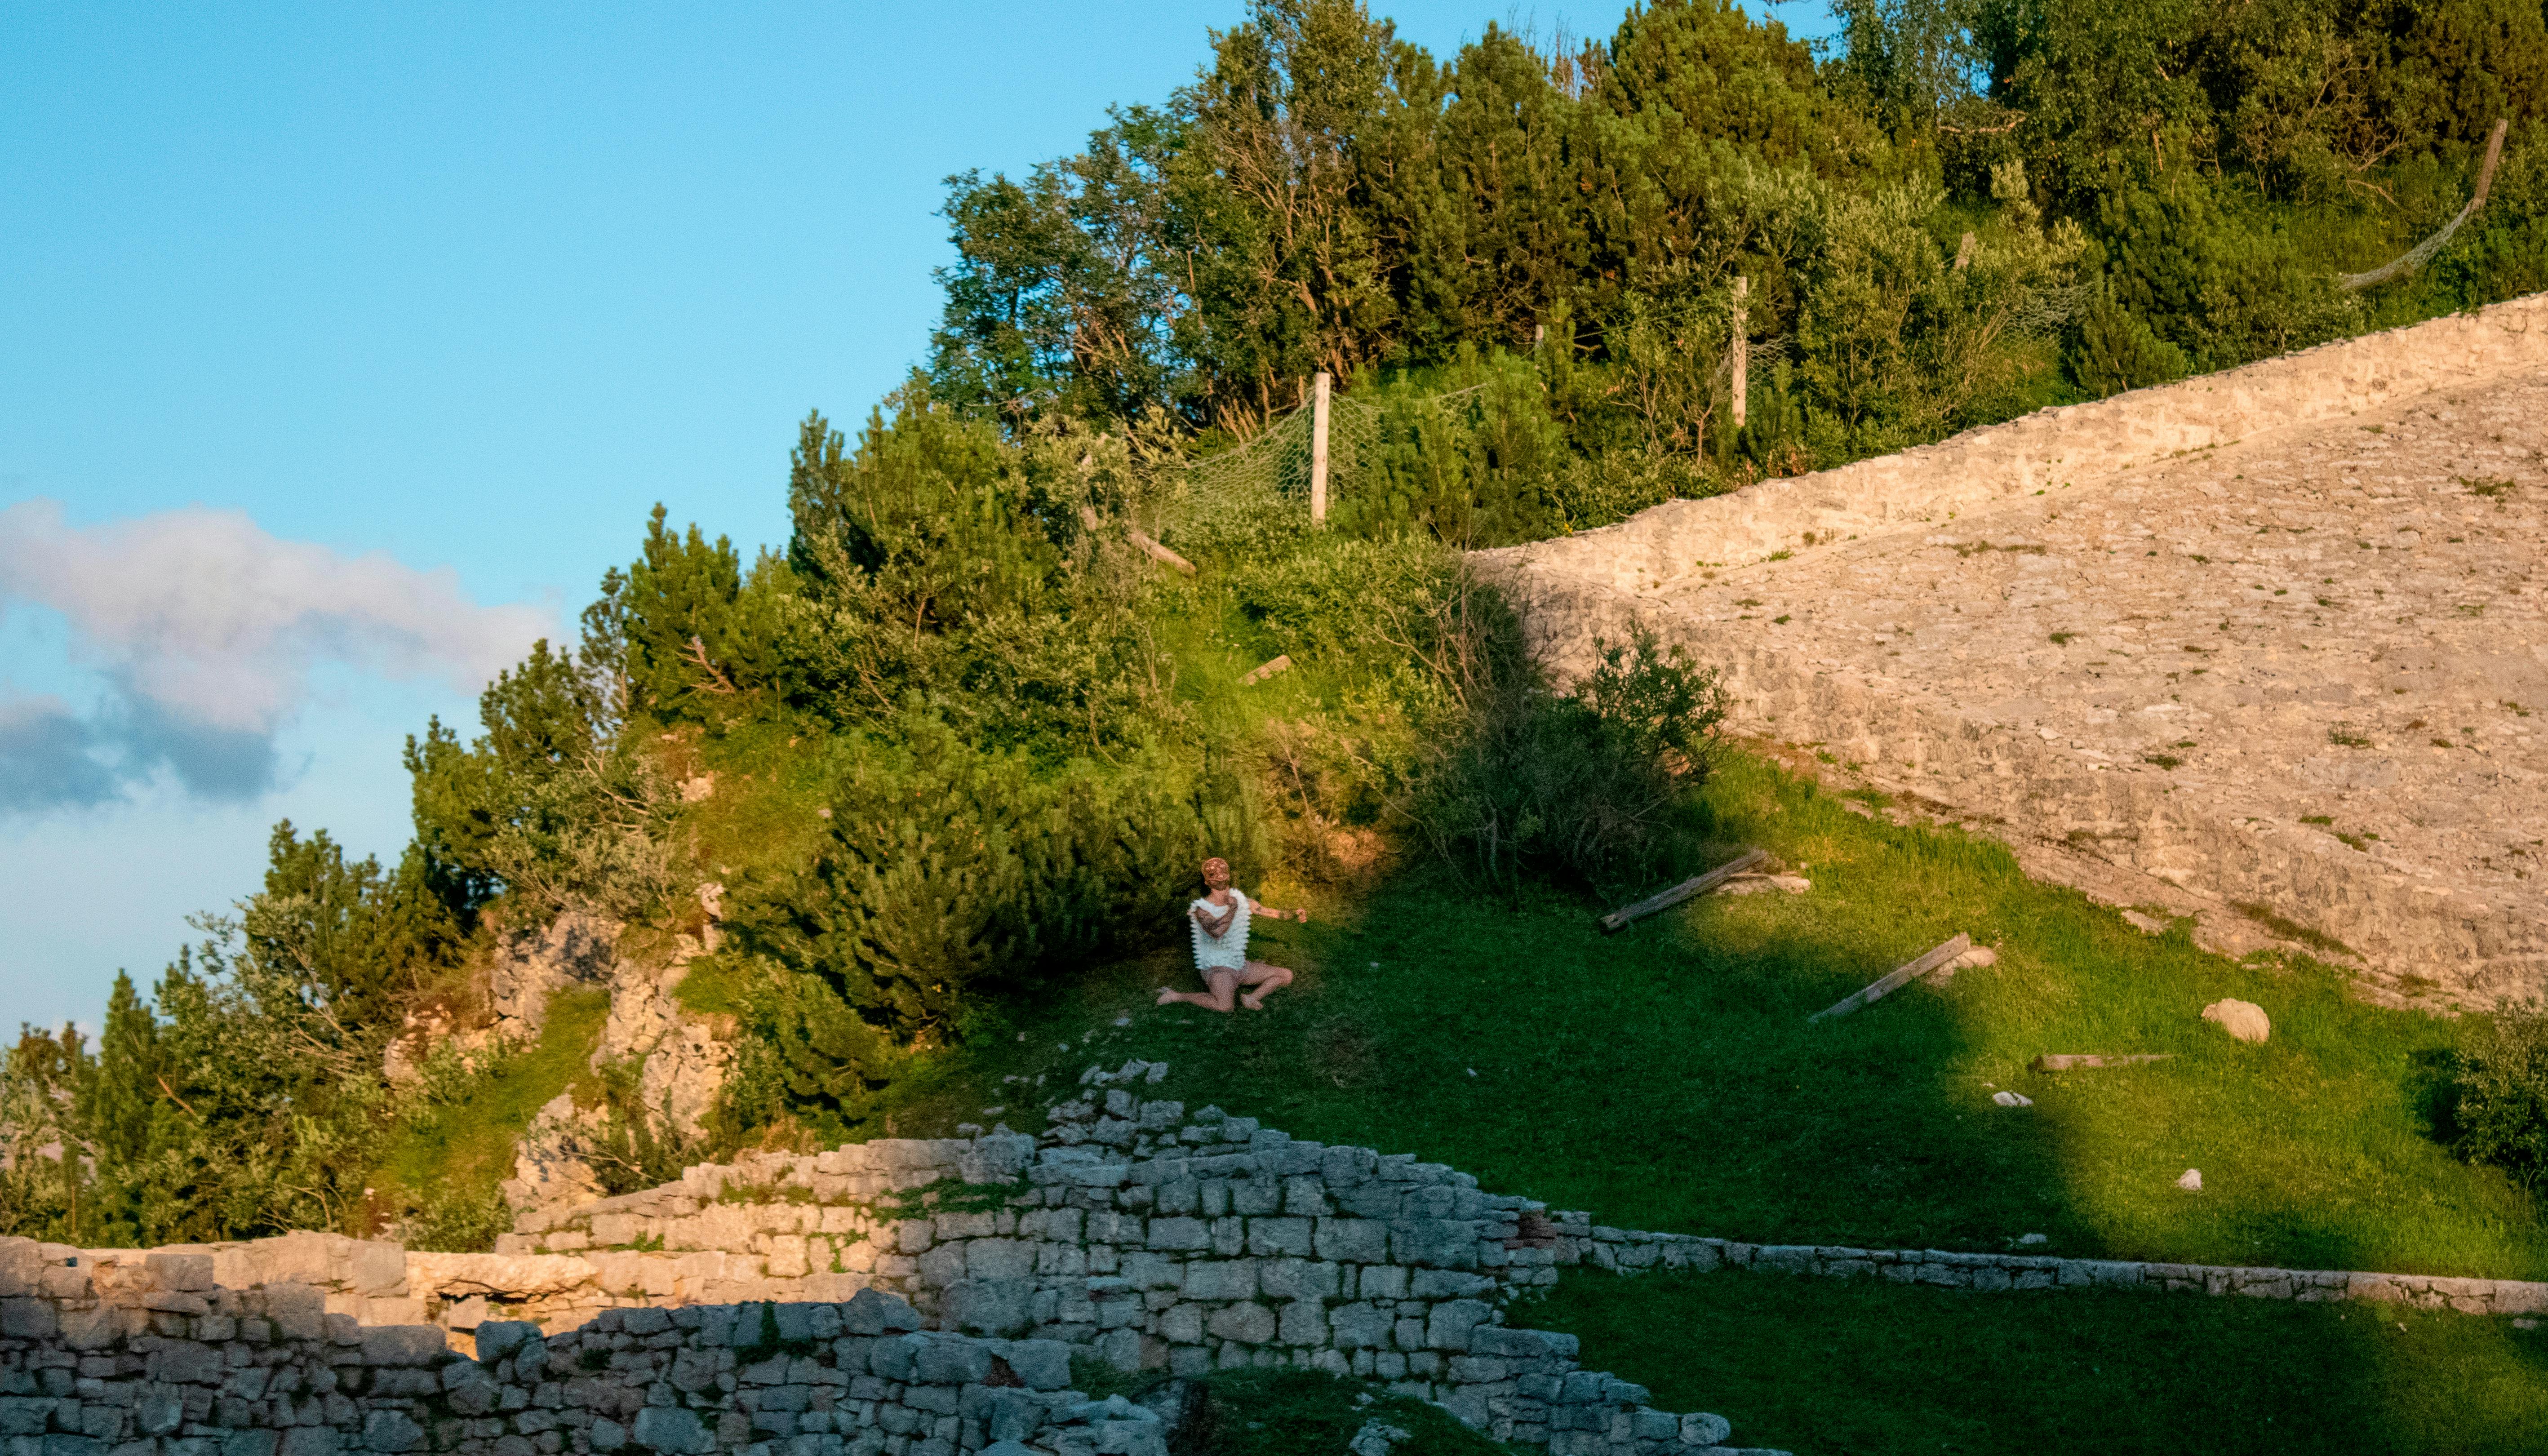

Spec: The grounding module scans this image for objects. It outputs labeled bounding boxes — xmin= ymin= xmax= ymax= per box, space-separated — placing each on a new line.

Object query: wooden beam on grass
xmin=1240 ymin=654 xmax=1293 ymax=687
xmin=2030 ymin=1053 xmax=2175 ymax=1072
xmin=1809 ymin=934 xmax=1971 ymax=1023
xmin=1597 ymin=848 xmax=1768 ymax=933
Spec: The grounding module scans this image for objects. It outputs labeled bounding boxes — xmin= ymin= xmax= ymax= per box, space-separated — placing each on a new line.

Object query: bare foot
xmin=1155 ymin=986 xmax=1179 ymax=1007
xmin=1239 ymin=992 xmax=1266 ymax=1010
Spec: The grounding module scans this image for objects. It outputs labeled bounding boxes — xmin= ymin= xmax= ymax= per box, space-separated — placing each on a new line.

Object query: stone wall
xmin=1475 ymin=293 xmax=2548 ymax=999
xmin=1481 ymin=292 xmax=2548 ymax=598
xmin=0 ymin=1248 xmax=1750 ymax=1456
xmin=17 ymin=1089 xmax=1770 ymax=1456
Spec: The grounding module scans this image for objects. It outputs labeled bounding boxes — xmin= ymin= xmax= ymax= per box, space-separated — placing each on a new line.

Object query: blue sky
xmin=0 ymin=1 xmax=1833 ymax=1033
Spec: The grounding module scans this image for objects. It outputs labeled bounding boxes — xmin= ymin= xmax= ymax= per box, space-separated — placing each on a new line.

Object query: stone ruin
xmin=0 ymin=1089 xmax=1779 ymax=1456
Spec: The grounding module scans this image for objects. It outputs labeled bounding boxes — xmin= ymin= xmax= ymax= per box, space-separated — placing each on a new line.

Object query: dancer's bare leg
xmin=1157 ymin=971 xmax=1241 ymax=1012
xmin=1236 ymin=961 xmax=1293 ymax=1010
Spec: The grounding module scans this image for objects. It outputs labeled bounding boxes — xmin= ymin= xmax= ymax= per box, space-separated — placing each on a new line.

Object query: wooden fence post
xmin=1310 ymin=371 xmax=1332 ymax=527
xmin=1730 ymin=277 xmax=1748 ymax=433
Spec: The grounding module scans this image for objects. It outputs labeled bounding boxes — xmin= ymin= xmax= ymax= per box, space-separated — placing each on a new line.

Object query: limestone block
xmin=1320 ymin=1146 xmax=1378 ymax=1187
xmin=940 ymin=1281 xmax=1035 ymax=1338
xmin=1159 ymin=1304 xmax=1203 ymax=1345
xmin=1313 ymin=1221 xmax=1388 ymax=1265
xmin=914 ymin=1245 xmax=966 ymax=1289
xmin=1228 ymin=1181 xmax=1281 ymax=1217
xmin=1144 ymin=1220 xmax=1208 ymax=1253
xmin=1327 ymin=1303 xmax=1390 ymax=1349
xmin=1275 ymin=1301 xmax=1327 ymax=1346
xmin=1179 ymin=1262 xmax=1255 ymax=1303
xmin=142 ymin=1256 xmax=213 ymax=1294
xmin=965 ymin=1240 xmax=1034 ymax=1282
xmin=0 ymin=1301 xmax=55 ymax=1341
xmin=1358 ymin=1265 xmax=1411 ymax=1301
xmin=1205 ymin=1303 xmax=1276 ymax=1345
xmin=1256 ymin=1260 xmax=1341 ymax=1303
xmin=1425 ymin=1300 xmax=1495 ymax=1351
xmin=629 ymin=1407 xmax=710 ymax=1456
xmin=1243 ymin=1220 xmax=1311 ymax=1259
xmin=1391 ymin=1221 xmax=1479 ymax=1270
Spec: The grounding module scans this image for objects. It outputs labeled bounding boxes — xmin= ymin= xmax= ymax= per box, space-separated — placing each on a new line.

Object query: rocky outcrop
xmin=487 ymin=913 xmax=619 ymax=1043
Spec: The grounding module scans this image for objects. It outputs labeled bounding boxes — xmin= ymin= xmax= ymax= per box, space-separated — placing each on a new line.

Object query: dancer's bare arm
xmin=1244 ymin=892 xmax=1306 ymax=923
xmin=1191 ymin=901 xmax=1236 ymax=938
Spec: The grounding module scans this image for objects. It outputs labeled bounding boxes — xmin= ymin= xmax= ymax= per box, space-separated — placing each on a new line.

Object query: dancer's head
xmin=1200 ymin=857 xmax=1232 ymax=891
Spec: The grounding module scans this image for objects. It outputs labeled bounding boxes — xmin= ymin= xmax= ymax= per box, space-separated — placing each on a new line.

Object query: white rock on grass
xmin=1991 ymin=1091 xmax=2033 ymax=1107
xmin=2176 ymin=1168 xmax=2203 ymax=1191
xmin=2202 ymin=999 xmax=2272 ymax=1045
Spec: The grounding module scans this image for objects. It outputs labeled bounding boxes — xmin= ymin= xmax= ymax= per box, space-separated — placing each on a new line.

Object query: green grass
xmin=670 ymin=743 xmax=2548 ymax=1449
xmin=861 ymin=752 xmax=2543 ymax=1280
xmin=373 ymin=986 xmax=613 ymax=1221
xmin=1523 ymin=1266 xmax=2548 ymax=1456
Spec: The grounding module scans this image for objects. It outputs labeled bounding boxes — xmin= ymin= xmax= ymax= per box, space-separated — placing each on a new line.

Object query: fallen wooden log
xmin=1130 ymin=528 xmax=1196 ymax=577
xmin=1240 ymin=654 xmax=1293 ymax=687
xmin=1809 ymin=934 xmax=1971 ymax=1022
xmin=1078 ymin=505 xmax=1197 ymax=577
xmin=2031 ymin=1053 xmax=2176 ymax=1072
xmin=1597 ymin=848 xmax=1768 ymax=932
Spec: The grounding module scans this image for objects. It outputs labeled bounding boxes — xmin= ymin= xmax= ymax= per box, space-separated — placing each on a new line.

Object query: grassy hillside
xmin=700 ymin=747 xmax=2548 ymax=1454
xmin=828 ymin=752 xmax=2543 ymax=1281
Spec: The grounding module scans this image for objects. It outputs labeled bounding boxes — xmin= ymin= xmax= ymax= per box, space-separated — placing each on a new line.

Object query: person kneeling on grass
xmin=1157 ymin=856 xmax=1303 ymax=1012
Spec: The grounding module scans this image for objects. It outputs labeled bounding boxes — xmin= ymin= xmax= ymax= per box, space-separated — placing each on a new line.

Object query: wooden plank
xmin=1129 ymin=528 xmax=1196 ymax=577
xmin=1809 ymin=934 xmax=1971 ymax=1023
xmin=2030 ymin=1053 xmax=2176 ymax=1072
xmin=1240 ymin=654 xmax=1293 ymax=687
xmin=1596 ymin=848 xmax=1768 ymax=933
xmin=1079 ymin=505 xmax=1197 ymax=577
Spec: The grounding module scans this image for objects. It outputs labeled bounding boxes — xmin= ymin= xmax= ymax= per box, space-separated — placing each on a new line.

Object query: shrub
xmin=2446 ymin=1002 xmax=2548 ymax=1190
xmin=1410 ymin=597 xmax=1728 ymax=895
xmin=724 ymin=711 xmax=1267 ymax=1133
xmin=2068 ymin=295 xmax=2189 ymax=398
xmin=403 ymin=1181 xmax=513 ymax=1254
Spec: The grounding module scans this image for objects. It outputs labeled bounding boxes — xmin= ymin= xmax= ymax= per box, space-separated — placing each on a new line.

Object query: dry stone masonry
xmin=4 ymin=1092 xmax=1776 ymax=1456
xmin=30 ymin=1079 xmax=2548 ymax=1456
xmin=1479 ymin=293 xmax=2548 ymax=1003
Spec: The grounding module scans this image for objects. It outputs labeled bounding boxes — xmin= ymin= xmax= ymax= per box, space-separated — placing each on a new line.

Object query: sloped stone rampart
xmin=1478 ymin=294 xmax=2548 ymax=1000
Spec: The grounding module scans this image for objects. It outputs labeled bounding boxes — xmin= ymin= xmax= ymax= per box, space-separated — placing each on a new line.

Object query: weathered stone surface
xmin=630 ymin=1406 xmax=711 ymax=1455
xmin=356 ymin=1326 xmax=445 ymax=1367
xmin=1483 ymin=295 xmax=2548 ymax=1003
xmin=2203 ymin=999 xmax=2273 ymax=1044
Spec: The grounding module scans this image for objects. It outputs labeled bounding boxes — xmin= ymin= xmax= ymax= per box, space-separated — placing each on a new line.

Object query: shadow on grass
xmin=1520 ymin=1264 xmax=2548 ymax=1456
xmin=849 ymin=752 xmax=2548 ymax=1452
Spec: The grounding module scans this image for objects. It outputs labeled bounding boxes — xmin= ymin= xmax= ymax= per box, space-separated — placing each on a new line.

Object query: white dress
xmin=1188 ymin=892 xmax=1253 ymax=973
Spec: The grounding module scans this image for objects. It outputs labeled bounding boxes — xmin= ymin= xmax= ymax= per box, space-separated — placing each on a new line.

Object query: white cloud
xmin=0 ymin=500 xmax=554 ymax=810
